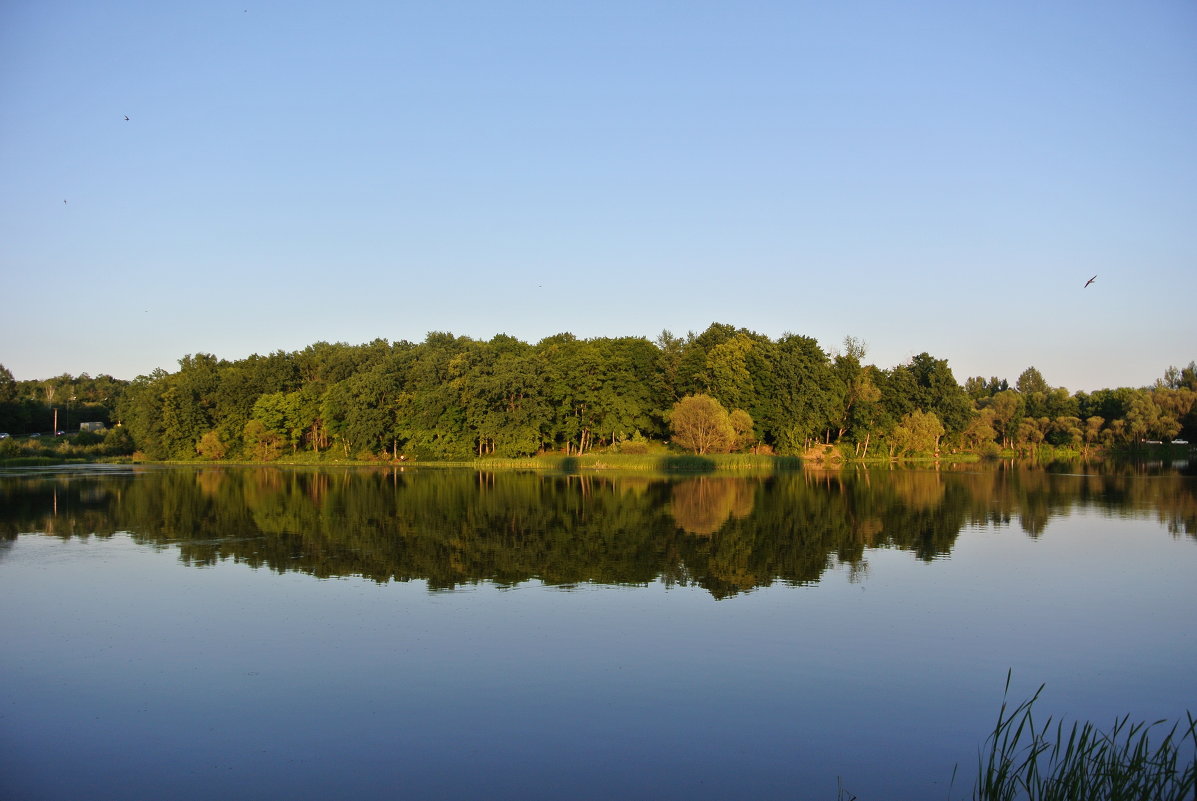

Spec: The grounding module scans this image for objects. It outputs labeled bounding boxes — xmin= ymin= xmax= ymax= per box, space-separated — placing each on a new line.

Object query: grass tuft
xmin=973 ymin=672 xmax=1196 ymax=801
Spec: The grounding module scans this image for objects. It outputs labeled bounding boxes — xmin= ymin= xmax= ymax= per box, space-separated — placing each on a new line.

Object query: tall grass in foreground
xmin=973 ymin=675 xmax=1196 ymax=801
xmin=835 ymin=676 xmax=1195 ymax=801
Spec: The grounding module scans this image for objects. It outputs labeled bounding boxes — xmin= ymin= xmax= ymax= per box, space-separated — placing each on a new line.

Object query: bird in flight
xmin=124 ymin=115 xmax=130 ymax=121
xmin=1084 ymin=275 xmax=1097 ymax=288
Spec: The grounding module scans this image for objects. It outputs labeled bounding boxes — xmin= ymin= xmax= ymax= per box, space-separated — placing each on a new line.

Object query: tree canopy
xmin=1 ymin=333 xmax=1192 ymax=460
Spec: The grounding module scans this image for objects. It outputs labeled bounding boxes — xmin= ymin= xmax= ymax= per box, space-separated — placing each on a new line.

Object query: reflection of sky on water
xmin=2 ymin=479 xmax=1194 ymax=801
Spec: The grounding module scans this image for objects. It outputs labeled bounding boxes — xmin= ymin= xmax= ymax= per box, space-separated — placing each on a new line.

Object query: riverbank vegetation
xmin=969 ymin=685 xmax=1196 ymax=801
xmin=2 ymin=324 xmax=1194 ymax=463
xmin=837 ymin=677 xmax=1196 ymax=801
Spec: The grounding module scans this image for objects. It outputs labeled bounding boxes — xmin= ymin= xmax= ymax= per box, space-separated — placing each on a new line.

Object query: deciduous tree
xmin=888 ymin=409 xmax=945 ymax=456
xmin=729 ymin=408 xmax=756 ymax=452
xmin=670 ymin=394 xmax=734 ymax=455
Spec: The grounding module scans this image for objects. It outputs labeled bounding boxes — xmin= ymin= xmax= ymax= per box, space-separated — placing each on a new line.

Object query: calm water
xmin=1 ymin=463 xmax=1194 ymax=800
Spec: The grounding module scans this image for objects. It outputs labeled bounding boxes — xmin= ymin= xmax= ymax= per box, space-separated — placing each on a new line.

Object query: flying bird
xmin=1084 ymin=275 xmax=1097 ymax=288
xmin=124 ymin=115 xmax=129 ymax=121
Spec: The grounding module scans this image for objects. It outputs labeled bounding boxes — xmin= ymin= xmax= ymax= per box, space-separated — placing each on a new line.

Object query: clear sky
xmin=2 ymin=0 xmax=1194 ymax=392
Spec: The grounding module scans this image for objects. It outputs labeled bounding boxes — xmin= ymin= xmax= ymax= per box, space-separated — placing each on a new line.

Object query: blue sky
xmin=2 ymin=0 xmax=1194 ymax=392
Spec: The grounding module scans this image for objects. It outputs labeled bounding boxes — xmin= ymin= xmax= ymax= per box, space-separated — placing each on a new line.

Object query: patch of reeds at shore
xmin=838 ymin=674 xmax=1196 ymax=801
xmin=973 ymin=680 xmax=1195 ymax=801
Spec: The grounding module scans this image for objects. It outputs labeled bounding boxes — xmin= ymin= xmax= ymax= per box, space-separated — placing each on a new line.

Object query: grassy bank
xmin=6 ymin=440 xmax=1190 ymax=471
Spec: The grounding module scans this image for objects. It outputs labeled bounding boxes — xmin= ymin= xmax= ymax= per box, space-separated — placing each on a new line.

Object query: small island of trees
xmin=1 ymin=323 xmax=1194 ymax=464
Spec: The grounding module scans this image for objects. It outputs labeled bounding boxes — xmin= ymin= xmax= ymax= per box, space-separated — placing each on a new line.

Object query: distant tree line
xmin=2 ymin=323 xmax=1194 ymax=460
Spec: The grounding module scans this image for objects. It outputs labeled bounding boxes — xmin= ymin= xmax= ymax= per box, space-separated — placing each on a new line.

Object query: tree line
xmin=2 ymin=323 xmax=1194 ymax=460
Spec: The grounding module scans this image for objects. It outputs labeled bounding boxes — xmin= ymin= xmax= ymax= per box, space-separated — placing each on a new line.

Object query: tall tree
xmin=761 ymin=334 xmax=838 ymax=453
xmin=0 ymin=364 xmax=18 ymax=405
xmin=157 ymin=354 xmax=223 ymax=459
xmin=831 ymin=339 xmax=881 ymax=443
xmin=1016 ymin=366 xmax=1050 ymax=395
xmin=393 ymin=332 xmax=472 ymax=459
xmin=985 ymin=390 xmax=1025 ymax=449
xmin=461 ymin=335 xmax=547 ymax=457
xmin=116 ymin=369 xmax=171 ymax=458
xmin=899 ymin=353 xmax=973 ymax=438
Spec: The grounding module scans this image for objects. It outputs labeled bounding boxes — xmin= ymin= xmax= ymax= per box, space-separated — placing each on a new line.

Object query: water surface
xmin=1 ymin=463 xmax=1194 ymax=800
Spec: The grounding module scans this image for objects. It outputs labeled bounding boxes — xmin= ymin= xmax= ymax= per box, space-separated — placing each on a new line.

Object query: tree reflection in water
xmin=1 ymin=462 xmax=1194 ymax=598
xmin=669 ymin=478 xmax=755 ymax=536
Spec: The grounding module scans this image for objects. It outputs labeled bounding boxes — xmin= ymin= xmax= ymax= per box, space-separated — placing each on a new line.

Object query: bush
xmin=196 ymin=430 xmax=227 ymax=460
xmin=104 ymin=427 xmax=135 ymax=455
xmin=73 ymin=430 xmax=103 ymax=446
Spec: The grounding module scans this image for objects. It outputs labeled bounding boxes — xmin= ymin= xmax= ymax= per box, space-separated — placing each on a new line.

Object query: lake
xmin=1 ymin=462 xmax=1194 ymax=800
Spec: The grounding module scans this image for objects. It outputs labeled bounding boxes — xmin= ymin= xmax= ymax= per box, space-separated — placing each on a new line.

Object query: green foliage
xmin=72 ymin=430 xmax=103 ymax=446
xmin=728 ymin=408 xmax=756 ymax=451
xmin=832 ymin=346 xmax=882 ymax=445
xmin=11 ymin=331 xmax=1194 ymax=464
xmin=985 ymin=391 xmax=1025 ymax=449
xmin=762 ymin=333 xmax=839 ymax=453
xmin=196 ymin=430 xmax=227 ymax=460
xmin=670 ymin=394 xmax=734 ymax=455
xmin=1 ymin=365 xmax=123 ymax=438
xmin=103 ymin=426 xmax=134 ymax=455
xmin=962 ymin=409 xmax=998 ymax=451
xmin=1016 ymin=366 xmax=1051 ymax=395
xmin=966 ymin=375 xmax=1010 ymax=400
xmin=0 ymin=427 xmax=134 ymax=462
xmin=888 ymin=409 xmax=945 ymax=456
xmin=898 ymin=353 xmax=974 ymax=436
xmin=615 ymin=431 xmax=659 ymax=455
xmin=0 ymin=364 xmax=16 ymax=405
xmin=243 ymin=419 xmax=282 ymax=461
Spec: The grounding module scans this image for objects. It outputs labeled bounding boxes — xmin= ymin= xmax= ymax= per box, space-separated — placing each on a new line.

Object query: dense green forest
xmin=2 ymin=323 xmax=1194 ymax=461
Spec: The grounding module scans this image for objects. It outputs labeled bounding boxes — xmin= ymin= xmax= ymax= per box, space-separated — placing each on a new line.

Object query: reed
xmin=973 ymin=673 xmax=1196 ymax=801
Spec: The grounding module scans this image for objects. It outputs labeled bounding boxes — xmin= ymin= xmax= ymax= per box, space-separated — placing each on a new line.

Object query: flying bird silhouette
xmin=1084 ymin=275 xmax=1097 ymax=288
xmin=124 ymin=115 xmax=129 ymax=121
